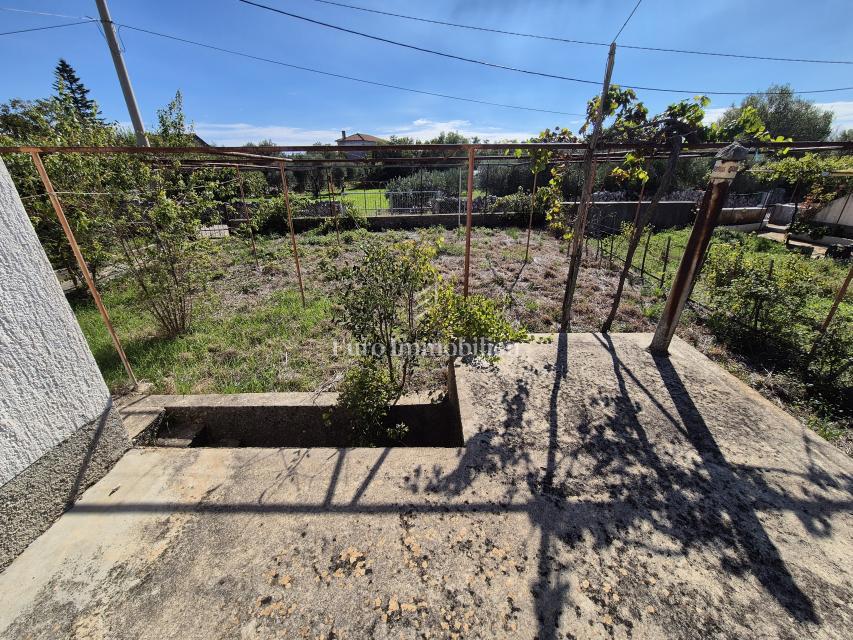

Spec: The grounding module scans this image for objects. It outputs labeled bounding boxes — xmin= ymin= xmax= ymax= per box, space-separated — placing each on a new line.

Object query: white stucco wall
xmin=815 ymin=195 xmax=853 ymax=228
xmin=0 ymin=158 xmax=110 ymax=486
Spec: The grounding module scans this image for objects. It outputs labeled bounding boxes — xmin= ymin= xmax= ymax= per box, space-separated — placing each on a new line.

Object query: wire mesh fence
xmin=588 ymin=220 xmax=852 ymax=393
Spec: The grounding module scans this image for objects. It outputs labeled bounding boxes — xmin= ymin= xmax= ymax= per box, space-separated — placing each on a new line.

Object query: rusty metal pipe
xmin=463 ymin=147 xmax=476 ymax=297
xmin=29 ymin=151 xmax=138 ymax=387
xmin=278 ymin=161 xmax=306 ymax=308
xmin=650 ymin=143 xmax=748 ymax=355
xmin=236 ymin=165 xmax=260 ymax=270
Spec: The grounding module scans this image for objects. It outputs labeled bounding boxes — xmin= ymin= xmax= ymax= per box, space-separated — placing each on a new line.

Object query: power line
xmin=237 ymin=0 xmax=603 ymax=87
xmin=0 ymin=19 xmax=96 ymax=37
xmin=237 ymin=0 xmax=853 ymax=95
xmin=613 ymin=0 xmax=643 ymax=42
xmin=0 ymin=7 xmax=91 ymax=20
xmin=116 ymin=24 xmax=585 ymax=116
xmin=294 ymin=0 xmax=853 ymax=66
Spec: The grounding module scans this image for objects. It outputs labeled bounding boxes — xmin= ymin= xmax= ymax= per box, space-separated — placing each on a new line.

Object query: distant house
xmin=336 ymin=130 xmax=387 ymax=158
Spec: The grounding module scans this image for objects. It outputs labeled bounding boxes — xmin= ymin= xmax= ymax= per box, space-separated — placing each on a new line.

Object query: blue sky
xmin=2 ymin=0 xmax=852 ymax=145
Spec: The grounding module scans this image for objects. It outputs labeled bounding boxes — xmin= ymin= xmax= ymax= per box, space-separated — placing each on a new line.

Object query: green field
xmin=340 ymin=187 xmax=388 ymax=213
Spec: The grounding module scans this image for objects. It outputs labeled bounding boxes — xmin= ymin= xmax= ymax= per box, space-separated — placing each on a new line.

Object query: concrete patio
xmin=1 ymin=334 xmax=851 ymax=639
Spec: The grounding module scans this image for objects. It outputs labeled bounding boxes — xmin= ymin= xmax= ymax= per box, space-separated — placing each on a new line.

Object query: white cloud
xmin=193 ymin=122 xmax=343 ymax=146
xmin=702 ymin=107 xmax=728 ymax=124
xmin=379 ymin=118 xmax=539 ymax=142
xmin=191 ymin=119 xmax=544 ymax=146
xmin=816 ymin=101 xmax=853 ymax=132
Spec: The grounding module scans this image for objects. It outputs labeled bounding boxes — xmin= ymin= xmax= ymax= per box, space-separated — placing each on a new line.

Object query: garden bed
xmin=143 ymin=393 xmax=463 ymax=448
xmin=73 ymin=225 xmax=850 ymax=454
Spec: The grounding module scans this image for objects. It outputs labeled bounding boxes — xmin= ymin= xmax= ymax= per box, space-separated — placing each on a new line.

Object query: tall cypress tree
xmin=53 ymin=58 xmax=101 ymax=122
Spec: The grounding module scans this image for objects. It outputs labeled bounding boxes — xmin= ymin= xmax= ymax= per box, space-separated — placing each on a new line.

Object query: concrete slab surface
xmin=1 ymin=334 xmax=852 ymax=639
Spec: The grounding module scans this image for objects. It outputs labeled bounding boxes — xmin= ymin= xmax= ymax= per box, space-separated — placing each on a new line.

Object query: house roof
xmin=336 ymin=133 xmax=387 ymax=144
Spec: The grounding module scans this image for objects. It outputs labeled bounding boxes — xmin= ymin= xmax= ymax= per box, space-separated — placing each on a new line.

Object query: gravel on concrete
xmin=0 ymin=334 xmax=851 ymax=639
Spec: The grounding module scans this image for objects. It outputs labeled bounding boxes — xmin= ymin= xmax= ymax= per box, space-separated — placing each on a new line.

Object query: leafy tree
xmin=148 ymin=90 xmax=199 ymax=146
xmin=600 ymin=92 xmax=786 ymax=333
xmin=716 ymin=84 xmax=833 ymax=141
xmin=111 ymin=194 xmax=215 ymax=336
xmin=427 ymin=131 xmax=469 ymax=145
xmin=53 ymin=59 xmax=100 ymax=123
xmin=108 ymin=94 xmax=218 ymax=336
xmin=0 ymin=68 xmax=119 ymax=285
xmin=766 ymin=152 xmax=853 ymax=212
xmin=601 ymin=92 xmax=710 ymax=332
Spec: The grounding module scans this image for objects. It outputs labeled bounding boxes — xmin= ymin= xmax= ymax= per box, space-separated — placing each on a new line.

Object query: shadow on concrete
xmin=64 ymin=398 xmax=115 ymax=511
xmin=649 ymin=350 xmax=817 ymax=623
xmin=63 ymin=336 xmax=853 ymax=637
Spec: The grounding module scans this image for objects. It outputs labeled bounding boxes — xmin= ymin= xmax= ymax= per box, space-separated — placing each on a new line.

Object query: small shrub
xmin=328 ymin=236 xmax=528 ymax=439
xmin=325 ymin=238 xmax=440 ymax=437
xmin=487 ymin=187 xmax=537 ymax=225
xmin=112 ymin=195 xmax=215 ymax=337
xmin=789 ymin=219 xmax=831 ymax=240
xmin=808 ymin=309 xmax=853 ymax=387
xmin=385 ymin=169 xmax=461 ymax=199
xmin=337 ymin=358 xmax=407 ymax=445
xmin=253 ymin=194 xmax=306 ymax=232
xmin=426 ymin=285 xmax=529 ymax=357
xmin=703 ymin=243 xmax=810 ymax=339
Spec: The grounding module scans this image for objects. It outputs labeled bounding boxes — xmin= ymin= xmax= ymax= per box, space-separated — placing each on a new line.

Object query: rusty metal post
xmin=236 ymin=165 xmax=260 ymax=270
xmin=606 ymin=233 xmax=613 ymax=269
xmin=650 ymin=143 xmax=748 ymax=355
xmin=463 ymin=146 xmax=476 ymax=297
xmin=809 ymin=261 xmax=853 ymax=357
xmin=524 ymin=171 xmax=538 ymax=263
xmin=29 ymin=151 xmax=138 ymax=387
xmin=661 ymin=236 xmax=671 ymax=284
xmin=327 ymin=173 xmax=341 ymax=245
xmin=278 ymin=161 xmax=305 ymax=307
xmin=640 ymin=227 xmax=652 ymax=281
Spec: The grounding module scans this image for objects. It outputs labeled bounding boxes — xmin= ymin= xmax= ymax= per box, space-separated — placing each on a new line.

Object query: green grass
xmin=74 ymin=280 xmax=337 ymax=394
xmin=610 ymin=226 xmax=850 ymax=297
xmin=337 ymin=186 xmax=485 ymax=214
xmin=340 ymin=187 xmax=388 ymax=213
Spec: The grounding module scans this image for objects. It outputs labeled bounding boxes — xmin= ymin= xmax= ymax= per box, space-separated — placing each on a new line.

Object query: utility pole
xmin=560 ymin=42 xmax=616 ymax=332
xmin=95 ymin=0 xmax=149 ymax=147
xmin=649 ymin=143 xmax=748 ymax=355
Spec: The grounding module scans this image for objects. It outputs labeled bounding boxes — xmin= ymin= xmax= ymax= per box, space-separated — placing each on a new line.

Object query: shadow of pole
xmin=651 ymin=353 xmax=817 ymax=623
xmin=322 ymin=449 xmax=347 ymax=508
xmin=533 ymin=332 xmax=569 ymax=640
xmin=350 ymin=447 xmax=390 ymax=505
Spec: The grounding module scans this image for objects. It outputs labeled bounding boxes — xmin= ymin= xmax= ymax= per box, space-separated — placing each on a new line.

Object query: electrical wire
xmin=613 ymin=0 xmax=643 ymax=42
xmin=116 ymin=23 xmax=584 ymax=116
xmin=295 ymin=0 xmax=853 ymax=65
xmin=0 ymin=7 xmax=91 ymax=20
xmin=0 ymin=19 xmax=96 ymax=37
xmin=236 ymin=0 xmax=853 ymax=95
xmin=237 ymin=0 xmax=603 ymax=87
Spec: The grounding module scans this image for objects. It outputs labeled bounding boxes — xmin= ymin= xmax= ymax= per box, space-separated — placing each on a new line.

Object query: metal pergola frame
xmin=4 ymin=139 xmax=851 ymax=388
